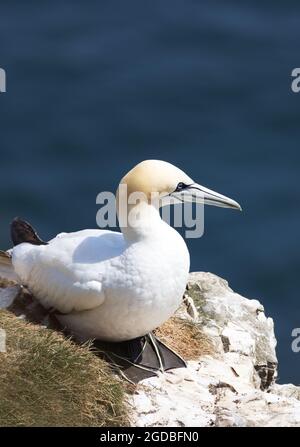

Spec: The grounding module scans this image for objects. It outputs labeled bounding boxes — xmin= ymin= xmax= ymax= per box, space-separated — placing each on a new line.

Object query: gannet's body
xmin=10 ymin=160 xmax=241 ymax=349
xmin=13 ymin=218 xmax=189 ymax=341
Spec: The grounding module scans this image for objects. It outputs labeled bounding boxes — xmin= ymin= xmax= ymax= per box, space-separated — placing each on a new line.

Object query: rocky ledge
xmin=129 ymin=272 xmax=300 ymax=427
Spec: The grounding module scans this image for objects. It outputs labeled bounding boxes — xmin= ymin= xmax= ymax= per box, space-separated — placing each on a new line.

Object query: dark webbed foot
xmin=93 ymin=333 xmax=187 ymax=384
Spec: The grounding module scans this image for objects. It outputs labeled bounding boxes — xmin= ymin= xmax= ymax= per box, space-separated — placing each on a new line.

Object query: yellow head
xmin=117 ymin=159 xmax=241 ymax=210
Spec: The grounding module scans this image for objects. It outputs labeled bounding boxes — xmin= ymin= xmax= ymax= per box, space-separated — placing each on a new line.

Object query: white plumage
xmin=12 ymin=222 xmax=189 ymax=341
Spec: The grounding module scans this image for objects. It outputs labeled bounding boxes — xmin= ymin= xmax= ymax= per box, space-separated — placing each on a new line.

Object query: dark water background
xmin=0 ymin=1 xmax=300 ymax=384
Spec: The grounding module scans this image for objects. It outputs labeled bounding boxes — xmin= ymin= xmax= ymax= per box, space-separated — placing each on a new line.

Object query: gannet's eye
xmin=175 ymin=182 xmax=186 ymax=192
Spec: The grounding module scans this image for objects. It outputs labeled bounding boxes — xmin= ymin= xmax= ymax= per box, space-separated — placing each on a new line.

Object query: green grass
xmin=0 ymin=310 xmax=129 ymax=427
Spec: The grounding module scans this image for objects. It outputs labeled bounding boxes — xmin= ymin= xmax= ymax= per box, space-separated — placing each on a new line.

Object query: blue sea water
xmin=0 ymin=1 xmax=300 ymax=383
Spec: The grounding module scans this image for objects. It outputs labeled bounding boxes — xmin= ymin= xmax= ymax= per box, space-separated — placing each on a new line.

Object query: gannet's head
xmin=119 ymin=159 xmax=241 ymax=210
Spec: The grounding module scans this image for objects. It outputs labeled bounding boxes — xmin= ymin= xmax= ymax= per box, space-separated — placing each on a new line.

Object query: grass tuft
xmin=155 ymin=316 xmax=212 ymax=360
xmin=0 ymin=310 xmax=129 ymax=427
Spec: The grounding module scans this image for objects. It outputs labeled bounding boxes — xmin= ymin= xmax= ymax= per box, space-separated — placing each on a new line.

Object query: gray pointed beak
xmin=172 ymin=183 xmax=242 ymax=211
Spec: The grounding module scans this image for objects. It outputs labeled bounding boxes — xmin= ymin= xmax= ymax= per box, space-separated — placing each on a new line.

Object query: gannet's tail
xmin=93 ymin=333 xmax=187 ymax=384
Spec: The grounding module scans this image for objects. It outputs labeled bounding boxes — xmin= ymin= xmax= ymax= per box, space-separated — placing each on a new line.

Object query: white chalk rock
xmin=129 ymin=272 xmax=300 ymax=427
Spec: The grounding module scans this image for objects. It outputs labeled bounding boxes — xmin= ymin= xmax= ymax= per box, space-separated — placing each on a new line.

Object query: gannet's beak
xmin=171 ymin=183 xmax=242 ymax=211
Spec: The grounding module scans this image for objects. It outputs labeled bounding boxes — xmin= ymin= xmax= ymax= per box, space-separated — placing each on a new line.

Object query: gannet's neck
xmin=117 ymin=200 xmax=164 ymax=242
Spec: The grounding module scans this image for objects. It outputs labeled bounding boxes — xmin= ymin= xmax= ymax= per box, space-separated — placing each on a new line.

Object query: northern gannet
xmin=8 ymin=160 xmax=241 ymax=381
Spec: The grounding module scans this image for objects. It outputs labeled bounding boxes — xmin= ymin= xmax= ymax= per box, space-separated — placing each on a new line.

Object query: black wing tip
xmin=11 ymin=216 xmax=33 ymax=229
xmin=11 ymin=216 xmax=24 ymax=224
xmin=10 ymin=217 xmax=47 ymax=247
